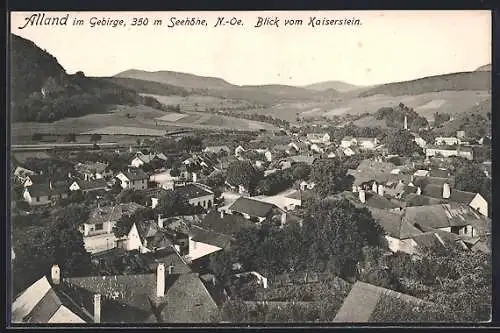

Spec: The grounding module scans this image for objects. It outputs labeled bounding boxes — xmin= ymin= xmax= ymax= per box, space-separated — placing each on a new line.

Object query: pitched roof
xmin=368 ymin=207 xmax=421 ymax=239
xmin=333 ymin=281 xmax=439 ymax=322
xmin=75 ymin=162 xmax=108 ymax=174
xmin=403 ymin=204 xmax=480 ymax=230
xmin=120 ymin=169 xmax=149 ymax=181
xmin=288 ymin=155 xmax=316 ymax=165
xmin=204 ymin=146 xmax=230 ymax=153
xmin=413 ymin=176 xmax=452 ymax=188
xmin=74 ymin=179 xmax=108 ymax=191
xmin=25 ymin=183 xmax=68 ymax=197
xmin=174 ymin=183 xmax=213 ymax=200
xmin=199 ymin=210 xmax=255 ymax=236
xmin=448 ymin=189 xmax=477 ymax=204
xmin=189 ymin=225 xmax=232 ymax=249
xmin=86 ymin=202 xmax=145 ymax=225
xmin=228 ymin=197 xmax=278 ymax=218
xmin=365 ymin=192 xmax=401 ymax=210
xmin=62 ymin=272 xmax=218 ymax=323
xmin=12 ymin=276 xmax=87 ymax=323
xmin=429 ymin=168 xmax=449 ymax=178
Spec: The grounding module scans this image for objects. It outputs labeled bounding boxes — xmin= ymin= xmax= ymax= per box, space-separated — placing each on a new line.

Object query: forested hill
xmin=10 ymin=34 xmax=165 ymax=122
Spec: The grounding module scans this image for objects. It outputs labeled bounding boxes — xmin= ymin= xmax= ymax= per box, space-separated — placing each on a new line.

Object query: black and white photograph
xmin=9 ymin=10 xmax=492 ymax=324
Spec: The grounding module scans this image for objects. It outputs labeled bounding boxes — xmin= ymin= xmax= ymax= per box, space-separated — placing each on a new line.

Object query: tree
xmin=226 ymin=160 xmax=263 ymax=194
xmin=302 ymin=199 xmax=384 ymax=278
xmin=384 ymin=130 xmax=422 ymax=156
xmin=454 ymin=161 xmax=488 ymax=194
xmin=310 ymin=158 xmax=352 ymax=196
xmin=209 ymin=251 xmax=235 ymax=283
xmin=66 ymin=133 xmax=77 ymax=142
xmin=157 ymin=190 xmax=195 ymax=218
xmin=44 ymin=204 xmax=92 ymax=276
xmin=90 ymin=133 xmax=102 ymax=143
xmin=291 ymin=162 xmax=311 ymax=181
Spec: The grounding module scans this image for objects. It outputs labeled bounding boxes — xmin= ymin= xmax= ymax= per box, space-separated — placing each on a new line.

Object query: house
xmin=333 ymin=281 xmax=446 ymax=322
xmin=81 ymin=202 xmax=145 ymax=254
xmin=306 ymin=132 xmax=330 ymax=144
xmin=341 ymin=137 xmax=378 ymax=150
xmin=144 ymin=187 xmax=169 ymax=209
xmin=228 ymin=197 xmax=286 ymax=225
xmin=11 ymin=272 xmax=89 ymax=323
xmin=130 ymin=152 xmax=168 ymax=169
xmin=74 ymin=162 xmax=111 ymax=181
xmin=288 ymin=155 xmax=316 ymax=166
xmin=456 ymin=130 xmax=466 ymax=139
xmin=299 ymin=181 xmax=315 ymax=191
xmin=435 ymin=137 xmax=460 ymax=146
xmin=149 ymin=169 xmax=180 ymax=190
xmin=413 ymin=169 xmax=429 ymax=177
xmin=287 ymin=142 xmax=309 ymax=155
xmin=204 ymin=146 xmax=231 ymax=155
xmin=186 ymin=225 xmax=232 ymax=262
xmin=199 ymin=210 xmax=255 ymax=236
xmin=413 ymin=135 xmax=427 ymax=148
xmin=353 ymin=190 xmax=402 ymax=212
xmin=234 ymin=145 xmax=245 ymax=157
xmin=121 ymin=218 xmax=174 ymax=253
xmin=173 ymin=183 xmax=215 ymax=210
xmin=56 ymin=264 xmax=219 ymax=323
xmin=425 ymin=146 xmax=473 ymax=160
xmin=69 ymin=179 xmax=108 ymax=193
xmin=116 ymin=169 xmax=149 ymax=190
xmin=23 ymin=182 xmax=69 ymax=206
xmin=13 ymin=166 xmax=36 ymax=183
xmin=310 ymin=143 xmax=324 ymax=154
xmin=343 ymin=147 xmax=356 ymax=156
xmin=23 ymin=174 xmax=48 ymax=188
xmin=403 ymin=204 xmax=490 ymax=238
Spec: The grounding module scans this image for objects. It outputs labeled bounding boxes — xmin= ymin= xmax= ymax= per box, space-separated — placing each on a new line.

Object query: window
xmin=95 ymin=224 xmax=104 ymax=231
xmin=36 ymin=197 xmax=40 ymax=202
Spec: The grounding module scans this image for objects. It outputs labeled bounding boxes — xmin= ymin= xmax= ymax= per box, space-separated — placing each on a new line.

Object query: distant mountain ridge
xmin=304 ymin=80 xmax=362 ymax=92
xmin=475 ymin=64 xmax=491 ymax=72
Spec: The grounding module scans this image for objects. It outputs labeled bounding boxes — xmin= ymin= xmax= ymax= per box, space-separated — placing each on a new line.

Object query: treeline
xmin=11 ymin=34 xmax=168 ymax=123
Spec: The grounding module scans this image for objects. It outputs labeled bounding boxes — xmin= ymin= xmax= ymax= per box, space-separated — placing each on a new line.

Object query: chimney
xmin=372 ymin=182 xmax=378 ymax=193
xmin=443 ymin=183 xmax=451 ymax=199
xmin=281 ymin=212 xmax=287 ymax=226
xmin=378 ymin=184 xmax=384 ymax=196
xmin=359 ymin=189 xmax=366 ymax=203
xmin=404 ymin=115 xmax=408 ymax=130
xmin=93 ymin=294 xmax=101 ymax=323
xmin=51 ymin=264 xmax=60 ymax=285
xmin=192 ymin=173 xmax=197 ymax=183
xmin=352 ymin=184 xmax=358 ymax=193
xmin=157 ymin=263 xmax=165 ymax=297
xmin=157 ymin=214 xmax=164 ymax=228
xmin=49 ymin=180 xmax=53 ymax=190
xmin=417 ymin=187 xmax=422 ymax=195
xmin=168 ymin=264 xmax=173 ymax=275
xmin=220 ymin=210 xmax=225 ymax=219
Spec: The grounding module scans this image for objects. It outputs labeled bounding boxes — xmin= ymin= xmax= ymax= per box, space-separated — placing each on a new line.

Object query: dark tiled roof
xmin=421 ymin=184 xmax=444 ymax=200
xmin=428 ymin=168 xmax=449 ymax=178
xmin=86 ymin=202 xmax=145 ymax=225
xmin=76 ymin=179 xmax=108 ymax=190
xmin=229 ymin=197 xmax=277 ymax=218
xmin=63 ymin=272 xmax=218 ymax=323
xmin=405 ymin=194 xmax=444 ymax=207
xmin=26 ymin=183 xmax=68 ymax=197
xmin=174 ymin=183 xmax=213 ymax=200
xmin=365 ymin=192 xmax=401 ymax=210
xmin=333 ymin=281 xmax=437 ymax=322
xmin=448 ymin=189 xmax=476 ymax=204
xmin=413 ymin=176 xmax=451 ymax=188
xmin=368 ymin=207 xmax=421 ymax=239
xmin=190 ymin=225 xmax=232 ymax=249
xmin=121 ymin=169 xmax=149 ymax=181
xmin=411 ymin=232 xmax=446 ymax=252
xmin=199 ymin=210 xmax=255 ymax=236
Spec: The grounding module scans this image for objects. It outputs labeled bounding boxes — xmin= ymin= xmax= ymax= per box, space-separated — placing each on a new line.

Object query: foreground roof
xmin=228 ymin=197 xmax=278 ymax=218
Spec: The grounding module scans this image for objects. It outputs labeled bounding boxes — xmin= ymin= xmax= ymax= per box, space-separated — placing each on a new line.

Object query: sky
xmin=10 ymin=11 xmax=491 ymax=87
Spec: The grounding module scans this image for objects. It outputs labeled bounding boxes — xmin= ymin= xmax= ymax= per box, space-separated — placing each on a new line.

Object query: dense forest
xmin=11 ymin=34 xmax=166 ymax=122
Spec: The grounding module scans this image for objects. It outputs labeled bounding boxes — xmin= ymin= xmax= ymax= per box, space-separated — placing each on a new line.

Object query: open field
xmin=243 ymin=90 xmax=490 ymax=123
xmin=82 ymin=126 xmax=167 ymax=136
xmin=141 ymin=93 xmax=255 ymax=111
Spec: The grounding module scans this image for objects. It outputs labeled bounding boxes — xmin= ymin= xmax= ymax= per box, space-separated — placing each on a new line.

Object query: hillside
xmin=102 ymin=76 xmax=192 ymax=96
xmin=475 ymin=64 xmax=491 ymax=72
xmin=11 ymin=34 xmax=166 ymax=123
xmin=114 ymin=69 xmax=339 ymax=106
xmin=358 ymin=71 xmax=491 ymax=97
xmin=115 ymin=69 xmax=235 ymax=90
xmin=434 ymin=98 xmax=491 ymax=137
xmin=304 ymin=81 xmax=361 ymax=92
